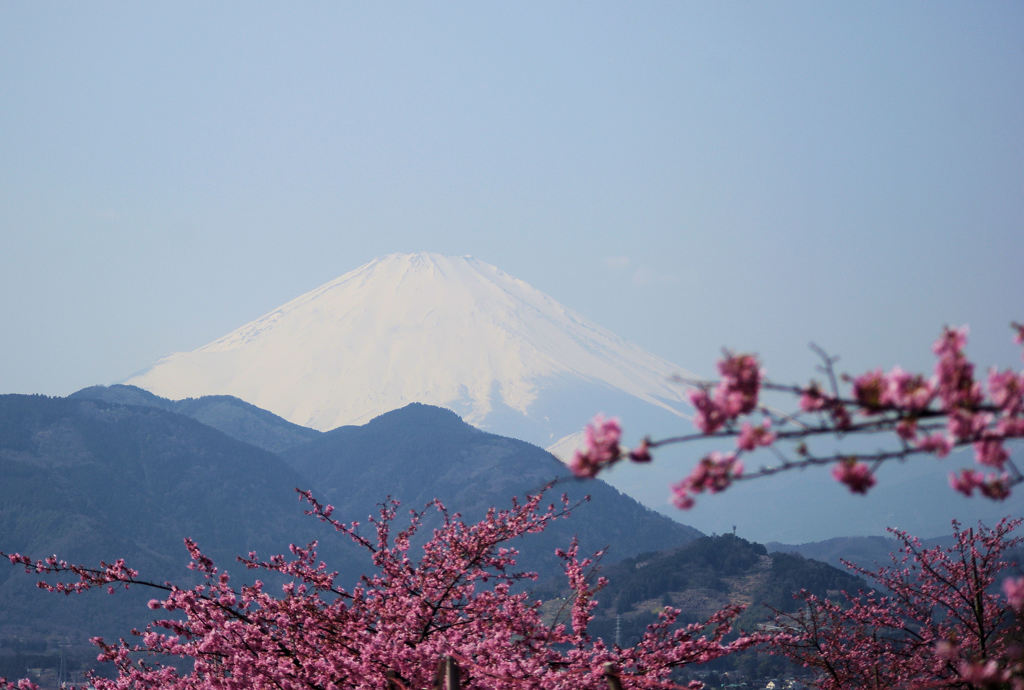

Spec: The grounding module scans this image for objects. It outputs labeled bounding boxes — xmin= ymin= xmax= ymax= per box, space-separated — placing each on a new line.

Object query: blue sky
xmin=3 ymin=2 xmax=1022 ymax=402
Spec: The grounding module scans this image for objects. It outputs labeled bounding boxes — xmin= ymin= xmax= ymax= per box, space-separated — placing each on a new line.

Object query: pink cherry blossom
xmin=933 ymin=325 xmax=969 ymax=357
xmin=669 ymin=452 xmax=744 ymax=510
xmin=989 ymin=367 xmax=1024 ymax=415
xmin=736 ymin=419 xmax=776 ymax=451
xmin=949 ymin=469 xmax=986 ymax=497
xmin=715 ymin=353 xmax=761 ymax=417
xmin=569 ymin=413 xmax=623 ymax=477
xmin=799 ymin=383 xmax=828 ymax=412
xmin=882 ymin=366 xmax=934 ymax=409
xmin=978 ymin=474 xmax=1012 ymax=500
xmin=974 ymin=437 xmax=1009 ymax=469
xmin=689 ymin=388 xmax=727 ymax=434
xmin=670 ymin=482 xmax=696 ymax=510
xmin=916 ymin=432 xmax=953 ymax=457
xmin=852 ymin=369 xmax=886 ymax=411
xmin=895 ymin=418 xmax=917 ymax=441
xmin=1004 ymin=576 xmax=1024 ymax=611
xmin=831 ymin=458 xmax=875 ymax=494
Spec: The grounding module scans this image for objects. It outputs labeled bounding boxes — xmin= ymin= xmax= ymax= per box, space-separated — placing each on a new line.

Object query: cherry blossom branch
xmin=570 ymin=323 xmax=1024 ymax=509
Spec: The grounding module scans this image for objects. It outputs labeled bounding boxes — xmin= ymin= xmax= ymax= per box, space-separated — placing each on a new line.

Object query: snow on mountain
xmin=126 ymin=253 xmax=694 ymax=444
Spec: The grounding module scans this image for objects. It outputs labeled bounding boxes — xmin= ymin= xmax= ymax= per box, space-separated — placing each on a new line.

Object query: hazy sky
xmin=3 ymin=2 xmax=1022 ymax=401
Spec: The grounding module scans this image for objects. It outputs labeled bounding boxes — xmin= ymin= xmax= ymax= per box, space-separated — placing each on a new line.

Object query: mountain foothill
xmin=0 ymin=386 xmax=863 ymax=674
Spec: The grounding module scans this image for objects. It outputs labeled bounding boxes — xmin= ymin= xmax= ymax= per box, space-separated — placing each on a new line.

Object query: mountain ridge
xmin=71 ymin=384 xmax=322 ymax=453
xmin=278 ymin=399 xmax=704 ymax=574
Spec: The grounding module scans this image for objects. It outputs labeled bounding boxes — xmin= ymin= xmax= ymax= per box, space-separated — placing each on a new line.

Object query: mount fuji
xmin=126 ymin=252 xmax=694 ymax=451
xmin=123 ymin=252 xmax=1024 ymax=544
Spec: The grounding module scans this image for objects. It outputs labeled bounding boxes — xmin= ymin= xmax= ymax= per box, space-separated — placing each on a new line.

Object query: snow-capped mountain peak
xmin=126 ymin=252 xmax=694 ymax=441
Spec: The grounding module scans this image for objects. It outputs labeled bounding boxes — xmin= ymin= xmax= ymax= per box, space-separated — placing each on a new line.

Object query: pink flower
xmin=569 ymin=414 xmax=622 ymax=477
xmin=568 ymin=450 xmax=600 ymax=478
xmin=586 ymin=413 xmax=622 ymax=450
xmin=800 ymin=383 xmax=828 ymax=412
xmin=689 ymin=388 xmax=727 ymax=434
xmin=736 ymin=419 xmax=776 ymax=451
xmin=948 ymin=409 xmax=989 ymax=441
xmin=831 ymin=459 xmax=875 ymax=494
xmin=933 ymin=326 xmax=982 ymax=411
xmin=933 ymin=639 xmax=959 ymax=661
xmin=1003 ymin=576 xmax=1024 ymax=611
xmin=883 ymin=367 xmax=934 ymax=409
xmin=670 ymin=452 xmax=744 ymax=509
xmin=829 ymin=403 xmax=852 ymax=431
xmin=670 ymin=482 xmax=696 ymax=510
xmin=974 ymin=438 xmax=1008 ymax=469
xmin=715 ymin=353 xmax=762 ymax=417
xmin=895 ymin=418 xmax=918 ymax=441
xmin=947 ymin=469 xmax=1009 ymax=499
xmin=916 ymin=433 xmax=952 ymax=458
xmin=978 ymin=474 xmax=1011 ymax=500
xmin=933 ymin=325 xmax=969 ymax=357
xmin=853 ymin=369 xmax=886 ymax=411
xmin=988 ymin=367 xmax=1023 ymax=415
xmin=996 ymin=416 xmax=1024 ymax=436
xmin=957 ymin=659 xmax=1007 ymax=686
xmin=949 ymin=469 xmax=985 ymax=497
xmin=690 ymin=452 xmax=743 ymax=493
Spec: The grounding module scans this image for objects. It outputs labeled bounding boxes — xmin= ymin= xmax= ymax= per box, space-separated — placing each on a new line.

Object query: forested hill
xmin=70 ymin=384 xmax=322 ymax=453
xmin=71 ymin=388 xmax=705 ymax=570
xmin=536 ymin=532 xmax=867 ymax=648
xmin=279 ymin=402 xmax=703 ymax=576
xmin=0 ymin=394 xmax=351 ymax=649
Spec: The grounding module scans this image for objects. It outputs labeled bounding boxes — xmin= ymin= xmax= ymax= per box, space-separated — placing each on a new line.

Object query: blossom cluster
xmin=571 ymin=323 xmax=1024 ymax=509
xmin=689 ymin=353 xmax=761 ymax=434
xmin=770 ymin=517 xmax=1024 ymax=689
xmin=569 ymin=414 xmax=624 ymax=478
xmin=1 ymin=488 xmax=759 ymax=689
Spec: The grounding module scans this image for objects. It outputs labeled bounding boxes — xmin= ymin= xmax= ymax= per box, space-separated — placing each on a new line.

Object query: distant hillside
xmin=68 ymin=392 xmax=704 ymax=574
xmin=71 ymin=384 xmax=322 ymax=453
xmin=765 ymin=535 xmax=899 ymax=572
xmin=522 ymin=532 xmax=869 ymax=684
xmin=0 ymin=394 xmax=354 ymax=648
xmin=766 ymin=533 xmax=1024 ymax=595
xmin=531 ymin=532 xmax=866 ymax=647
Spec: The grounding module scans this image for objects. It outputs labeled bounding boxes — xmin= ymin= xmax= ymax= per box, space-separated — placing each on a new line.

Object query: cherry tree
xmin=2 ymin=488 xmax=759 ymax=689
xmin=769 ymin=517 xmax=1024 ymax=689
xmin=569 ymin=321 xmax=1024 ymax=688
